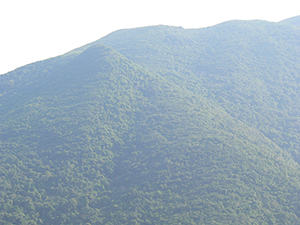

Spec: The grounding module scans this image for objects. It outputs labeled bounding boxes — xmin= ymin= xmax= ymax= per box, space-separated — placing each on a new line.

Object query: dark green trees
xmin=1 ymin=16 xmax=300 ymax=224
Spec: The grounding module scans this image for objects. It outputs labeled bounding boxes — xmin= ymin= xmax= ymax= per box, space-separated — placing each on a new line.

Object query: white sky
xmin=0 ymin=0 xmax=299 ymax=75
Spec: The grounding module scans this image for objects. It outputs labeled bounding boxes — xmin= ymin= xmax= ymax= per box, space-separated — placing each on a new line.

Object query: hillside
xmin=99 ymin=18 xmax=300 ymax=163
xmin=1 ymin=16 xmax=300 ymax=224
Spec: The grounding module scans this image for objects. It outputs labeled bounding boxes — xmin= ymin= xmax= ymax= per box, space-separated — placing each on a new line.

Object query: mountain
xmin=280 ymin=15 xmax=300 ymax=27
xmin=1 ymin=16 xmax=300 ymax=224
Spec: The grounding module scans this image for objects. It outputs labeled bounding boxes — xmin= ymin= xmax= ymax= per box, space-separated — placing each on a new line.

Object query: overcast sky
xmin=0 ymin=0 xmax=299 ymax=75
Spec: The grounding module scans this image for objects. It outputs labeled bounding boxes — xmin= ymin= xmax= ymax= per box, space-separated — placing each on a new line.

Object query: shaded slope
xmin=105 ymin=80 xmax=300 ymax=224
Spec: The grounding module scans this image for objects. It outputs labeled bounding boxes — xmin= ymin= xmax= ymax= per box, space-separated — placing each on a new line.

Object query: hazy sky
xmin=0 ymin=0 xmax=299 ymax=75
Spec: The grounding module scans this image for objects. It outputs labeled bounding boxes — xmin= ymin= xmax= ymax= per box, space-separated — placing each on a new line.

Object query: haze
xmin=0 ymin=0 xmax=298 ymax=75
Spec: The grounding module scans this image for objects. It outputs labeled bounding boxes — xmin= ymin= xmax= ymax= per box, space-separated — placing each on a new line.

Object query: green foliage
xmin=1 ymin=16 xmax=300 ymax=224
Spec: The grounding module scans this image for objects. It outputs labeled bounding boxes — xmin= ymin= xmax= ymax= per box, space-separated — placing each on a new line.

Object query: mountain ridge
xmin=279 ymin=15 xmax=300 ymax=27
xmin=1 ymin=17 xmax=300 ymax=224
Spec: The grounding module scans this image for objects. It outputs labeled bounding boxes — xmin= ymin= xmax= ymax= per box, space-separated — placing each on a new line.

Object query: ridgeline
xmin=1 ymin=16 xmax=300 ymax=224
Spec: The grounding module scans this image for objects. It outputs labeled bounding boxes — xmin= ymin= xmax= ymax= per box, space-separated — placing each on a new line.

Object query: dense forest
xmin=0 ymin=16 xmax=300 ymax=224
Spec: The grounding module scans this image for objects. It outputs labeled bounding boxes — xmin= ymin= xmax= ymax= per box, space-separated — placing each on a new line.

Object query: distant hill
xmin=1 ymin=16 xmax=300 ymax=224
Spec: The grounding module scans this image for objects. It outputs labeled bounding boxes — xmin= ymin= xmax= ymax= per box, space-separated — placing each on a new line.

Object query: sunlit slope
xmin=0 ymin=44 xmax=149 ymax=224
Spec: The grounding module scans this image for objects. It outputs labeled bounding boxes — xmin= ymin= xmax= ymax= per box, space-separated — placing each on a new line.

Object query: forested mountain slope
xmin=1 ymin=16 xmax=300 ymax=224
xmin=99 ymin=18 xmax=300 ymax=163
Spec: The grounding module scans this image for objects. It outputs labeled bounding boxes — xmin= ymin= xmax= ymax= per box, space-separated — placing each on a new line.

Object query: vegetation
xmin=1 ymin=16 xmax=300 ymax=224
